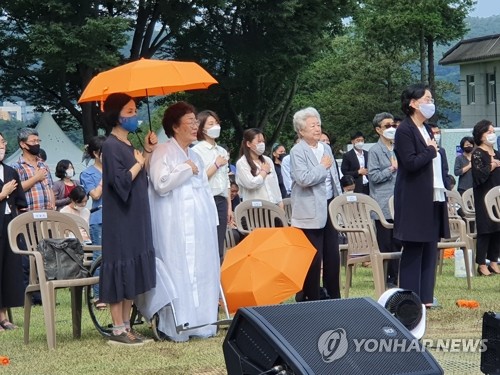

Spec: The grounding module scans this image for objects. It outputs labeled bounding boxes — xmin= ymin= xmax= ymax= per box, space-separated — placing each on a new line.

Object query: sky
xmin=469 ymin=0 xmax=500 ymax=17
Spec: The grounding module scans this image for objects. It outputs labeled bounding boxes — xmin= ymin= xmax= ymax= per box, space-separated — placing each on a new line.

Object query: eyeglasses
xmin=182 ymin=119 xmax=200 ymax=128
xmin=421 ymin=97 xmax=434 ymax=104
xmin=25 ymin=139 xmax=42 ymax=145
xmin=382 ymin=124 xmax=398 ymax=129
xmin=0 ymin=140 xmax=7 ymax=146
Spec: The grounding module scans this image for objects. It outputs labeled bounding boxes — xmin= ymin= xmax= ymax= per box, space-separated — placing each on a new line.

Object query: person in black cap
xmin=341 ymin=131 xmax=369 ymax=194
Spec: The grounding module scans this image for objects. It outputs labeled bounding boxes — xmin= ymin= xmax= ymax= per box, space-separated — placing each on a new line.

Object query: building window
xmin=467 ymin=75 xmax=475 ymax=104
xmin=487 ymin=73 xmax=496 ymax=104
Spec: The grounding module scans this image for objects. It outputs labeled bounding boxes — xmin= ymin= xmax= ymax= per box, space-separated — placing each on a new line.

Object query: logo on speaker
xmin=317 ymin=328 xmax=349 ymax=363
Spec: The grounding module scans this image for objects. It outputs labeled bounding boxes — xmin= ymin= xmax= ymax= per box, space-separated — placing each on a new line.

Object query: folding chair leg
xmin=371 ymin=256 xmax=386 ymax=299
xmin=461 ymin=247 xmax=472 ymax=290
xmin=438 ymin=249 xmax=444 ymax=275
xmin=43 ymin=286 xmax=57 ymax=350
xmin=70 ymin=286 xmax=83 ymax=339
xmin=23 ymin=292 xmax=32 ymax=345
xmin=344 ymin=265 xmax=353 ymax=297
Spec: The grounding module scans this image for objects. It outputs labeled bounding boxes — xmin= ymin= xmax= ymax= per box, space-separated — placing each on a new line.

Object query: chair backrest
xmin=446 ymin=218 xmax=472 ymax=247
xmin=485 ymin=187 xmax=500 ymax=223
xmin=282 ymin=197 xmax=292 ymax=225
xmin=8 ymin=210 xmax=84 ymax=285
xmin=445 ymin=189 xmax=463 ymax=219
xmin=461 ymin=188 xmax=475 ymax=217
xmin=328 ymin=193 xmax=389 ymax=256
xmin=234 ymin=199 xmax=288 ymax=235
xmin=62 ymin=213 xmax=92 ymax=244
xmin=224 ymin=226 xmax=238 ymax=252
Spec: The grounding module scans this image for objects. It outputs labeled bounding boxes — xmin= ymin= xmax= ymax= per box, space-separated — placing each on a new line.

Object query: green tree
xmin=293 ymin=32 xmax=415 ymax=153
xmin=0 ymin=0 xmax=197 ymax=143
xmin=353 ymin=0 xmax=475 ymax=92
xmin=170 ymin=0 xmax=353 ymax=154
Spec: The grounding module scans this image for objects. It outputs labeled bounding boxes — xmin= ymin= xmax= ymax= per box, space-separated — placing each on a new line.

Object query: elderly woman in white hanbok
xmin=135 ymin=101 xmax=220 ymax=342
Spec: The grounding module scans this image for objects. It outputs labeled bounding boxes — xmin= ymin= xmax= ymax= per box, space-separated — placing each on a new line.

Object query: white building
xmin=440 ymin=34 xmax=500 ymax=128
xmin=0 ymin=100 xmax=36 ymax=122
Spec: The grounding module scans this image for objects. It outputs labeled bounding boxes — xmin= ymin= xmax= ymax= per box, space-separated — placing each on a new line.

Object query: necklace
xmin=111 ymin=131 xmax=131 ymax=145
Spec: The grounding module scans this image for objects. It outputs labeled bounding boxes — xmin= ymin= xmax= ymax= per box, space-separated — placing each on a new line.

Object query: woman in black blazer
xmin=393 ymin=84 xmax=449 ymax=307
xmin=0 ymin=132 xmax=27 ymax=330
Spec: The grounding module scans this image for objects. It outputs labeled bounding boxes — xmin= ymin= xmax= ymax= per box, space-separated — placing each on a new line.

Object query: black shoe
xmin=488 ymin=265 xmax=500 ymax=274
xmin=32 ymin=299 xmax=42 ymax=306
xmin=319 ymin=287 xmax=331 ymax=300
xmin=478 ymin=266 xmax=492 ymax=276
xmin=295 ymin=291 xmax=305 ymax=302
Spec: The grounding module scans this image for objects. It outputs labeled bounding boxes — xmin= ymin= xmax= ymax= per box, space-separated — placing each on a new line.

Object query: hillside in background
xmin=436 ymin=15 xmax=500 ymax=127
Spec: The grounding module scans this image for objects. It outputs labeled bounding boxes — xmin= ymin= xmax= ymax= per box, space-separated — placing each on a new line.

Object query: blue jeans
xmin=90 ymin=224 xmax=102 ymax=299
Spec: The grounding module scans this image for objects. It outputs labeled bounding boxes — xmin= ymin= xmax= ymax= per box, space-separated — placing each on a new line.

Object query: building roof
xmin=439 ymin=34 xmax=500 ymax=65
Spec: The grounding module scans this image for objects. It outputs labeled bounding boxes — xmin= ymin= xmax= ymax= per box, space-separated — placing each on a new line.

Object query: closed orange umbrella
xmin=221 ymin=227 xmax=316 ymax=314
xmin=78 ymin=58 xmax=218 ymax=103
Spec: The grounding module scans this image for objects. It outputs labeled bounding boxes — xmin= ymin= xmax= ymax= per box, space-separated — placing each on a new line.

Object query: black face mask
xmin=463 ymin=146 xmax=473 ymax=153
xmin=25 ymin=143 xmax=40 ymax=156
xmin=278 ymin=153 xmax=287 ymax=162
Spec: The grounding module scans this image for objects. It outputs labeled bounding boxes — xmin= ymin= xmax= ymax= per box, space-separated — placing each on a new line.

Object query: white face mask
xmin=486 ymin=133 xmax=497 ymax=146
xmin=73 ymin=205 xmax=83 ymax=211
xmin=354 ymin=142 xmax=364 ymax=150
xmin=66 ymin=168 xmax=75 ymax=178
xmin=0 ymin=148 xmax=5 ymax=161
xmin=434 ymin=134 xmax=441 ymax=144
xmin=205 ymin=125 xmax=221 ymax=139
xmin=382 ymin=128 xmax=396 ymax=140
xmin=254 ymin=142 xmax=266 ymax=155
xmin=419 ymin=103 xmax=435 ymax=119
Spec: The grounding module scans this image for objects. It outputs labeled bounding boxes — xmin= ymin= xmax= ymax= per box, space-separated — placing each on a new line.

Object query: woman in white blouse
xmin=235 ymin=128 xmax=283 ymax=209
xmin=192 ymin=110 xmax=232 ymax=262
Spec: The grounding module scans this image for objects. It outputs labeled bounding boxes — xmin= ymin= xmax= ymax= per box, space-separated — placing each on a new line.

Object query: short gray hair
xmin=372 ymin=112 xmax=394 ymax=129
xmin=17 ymin=128 xmax=39 ymax=145
xmin=293 ymin=107 xmax=321 ymax=135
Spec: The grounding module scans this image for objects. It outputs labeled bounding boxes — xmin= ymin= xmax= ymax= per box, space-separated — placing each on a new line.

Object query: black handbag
xmin=36 ymin=238 xmax=89 ymax=280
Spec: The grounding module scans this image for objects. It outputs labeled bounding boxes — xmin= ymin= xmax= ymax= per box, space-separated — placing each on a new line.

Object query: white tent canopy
xmin=5 ymin=112 xmax=86 ymax=177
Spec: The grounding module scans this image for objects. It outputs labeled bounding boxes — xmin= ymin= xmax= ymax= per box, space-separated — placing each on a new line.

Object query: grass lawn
xmin=0 ymin=256 xmax=495 ymax=375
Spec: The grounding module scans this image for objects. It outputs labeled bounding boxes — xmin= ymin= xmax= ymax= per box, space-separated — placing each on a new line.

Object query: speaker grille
xmin=244 ymin=298 xmax=440 ymax=374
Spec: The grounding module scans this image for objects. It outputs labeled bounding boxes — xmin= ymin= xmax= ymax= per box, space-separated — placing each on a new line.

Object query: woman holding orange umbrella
xmin=100 ymin=93 xmax=157 ymax=345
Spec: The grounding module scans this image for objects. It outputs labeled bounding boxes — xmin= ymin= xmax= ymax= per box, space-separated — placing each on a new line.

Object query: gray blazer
xmin=368 ymin=139 xmax=397 ymax=219
xmin=290 ymin=140 xmax=340 ymax=229
xmin=454 ymin=154 xmax=473 ymax=192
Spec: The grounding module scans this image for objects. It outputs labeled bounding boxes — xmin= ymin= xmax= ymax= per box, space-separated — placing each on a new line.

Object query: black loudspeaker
xmin=223 ymin=298 xmax=443 ymax=375
xmin=481 ymin=311 xmax=500 ymax=374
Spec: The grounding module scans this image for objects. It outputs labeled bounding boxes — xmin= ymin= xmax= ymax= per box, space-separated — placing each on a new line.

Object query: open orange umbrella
xmin=221 ymin=227 xmax=316 ymax=314
xmin=78 ymin=58 xmax=218 ymax=129
xmin=78 ymin=58 xmax=218 ymax=103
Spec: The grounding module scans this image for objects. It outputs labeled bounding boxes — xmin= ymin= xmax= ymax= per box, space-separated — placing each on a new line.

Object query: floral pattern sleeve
xmin=471 ymin=149 xmax=491 ymax=187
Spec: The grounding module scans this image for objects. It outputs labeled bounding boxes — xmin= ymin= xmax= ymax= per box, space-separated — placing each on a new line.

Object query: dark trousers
xmin=214 ymin=195 xmax=228 ymax=263
xmin=300 ymin=208 xmax=341 ymax=301
xmin=0 ymin=214 xmax=24 ymax=308
xmin=375 ymin=219 xmax=401 ymax=283
xmin=476 ymin=231 xmax=500 ymax=265
xmin=399 ymin=241 xmax=437 ymax=304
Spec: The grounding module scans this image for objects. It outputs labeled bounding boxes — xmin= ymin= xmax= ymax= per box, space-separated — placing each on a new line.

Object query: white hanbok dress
xmin=135 ymin=138 xmax=220 ymax=342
